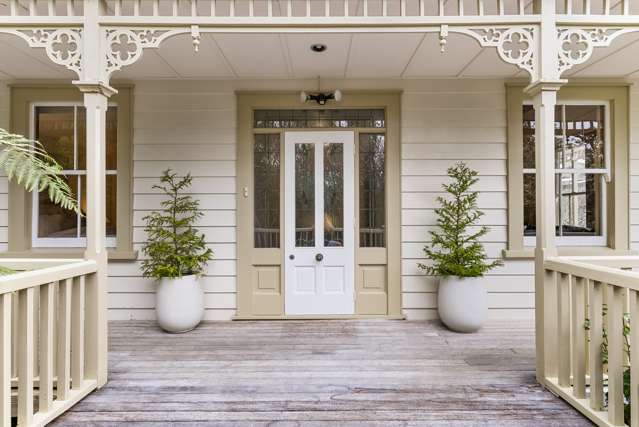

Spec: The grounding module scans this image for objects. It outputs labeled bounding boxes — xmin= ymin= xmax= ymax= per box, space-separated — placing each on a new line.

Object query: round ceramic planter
xmin=156 ymin=275 xmax=204 ymax=333
xmin=437 ymin=276 xmax=487 ymax=333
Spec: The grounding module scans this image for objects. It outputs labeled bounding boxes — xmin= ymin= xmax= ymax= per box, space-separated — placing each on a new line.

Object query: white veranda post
xmin=75 ymin=0 xmax=112 ymax=388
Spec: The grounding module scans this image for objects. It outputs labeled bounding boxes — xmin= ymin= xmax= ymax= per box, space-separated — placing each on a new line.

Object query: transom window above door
xmin=522 ymin=102 xmax=609 ymax=246
xmin=32 ymin=104 xmax=118 ymax=248
xmin=254 ymin=109 xmax=385 ymax=129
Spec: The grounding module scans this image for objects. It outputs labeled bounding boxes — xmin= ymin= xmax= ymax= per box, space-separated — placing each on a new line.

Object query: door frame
xmin=236 ymin=91 xmax=402 ymax=319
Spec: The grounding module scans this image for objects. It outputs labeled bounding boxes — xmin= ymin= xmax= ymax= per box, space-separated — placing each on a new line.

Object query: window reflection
xmin=295 ymin=144 xmax=315 ymax=247
xmin=359 ymin=134 xmax=385 ymax=247
xmin=254 ymin=134 xmax=280 ymax=248
xmin=324 ymin=143 xmax=344 ymax=247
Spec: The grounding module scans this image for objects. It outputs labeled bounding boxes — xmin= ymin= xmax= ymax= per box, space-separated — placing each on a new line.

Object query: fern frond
xmin=0 ymin=128 xmax=79 ymax=213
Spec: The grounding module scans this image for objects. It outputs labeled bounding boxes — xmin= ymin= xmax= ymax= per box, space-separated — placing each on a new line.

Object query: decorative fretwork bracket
xmin=103 ymin=28 xmax=184 ymax=80
xmin=556 ymin=27 xmax=634 ymax=76
xmin=456 ymin=26 xmax=537 ymax=80
xmin=1 ymin=28 xmax=83 ymax=78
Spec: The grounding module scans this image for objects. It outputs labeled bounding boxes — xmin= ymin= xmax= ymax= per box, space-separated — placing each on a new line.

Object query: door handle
xmin=289 ymin=254 xmax=295 ymax=260
xmin=315 ymin=253 xmax=324 ymax=262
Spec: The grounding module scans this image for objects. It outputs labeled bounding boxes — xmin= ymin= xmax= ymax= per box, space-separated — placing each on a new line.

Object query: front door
xmin=284 ymin=131 xmax=355 ymax=315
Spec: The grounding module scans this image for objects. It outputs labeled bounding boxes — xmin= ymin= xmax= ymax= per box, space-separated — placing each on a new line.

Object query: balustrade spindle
xmin=153 ymin=0 xmax=160 ymax=16
xmin=459 ymin=0 xmax=464 ymax=16
xmin=57 ymin=278 xmax=72 ymax=401
xmin=0 ymin=294 xmax=10 ymax=427
xmin=439 ymin=0 xmax=445 ymax=16
xmin=210 ymin=0 xmax=215 ymax=16
xmin=630 ymin=289 xmax=639 ymax=427
xmin=230 ymin=0 xmax=235 ymax=16
xmin=67 ymin=0 xmax=74 ymax=16
xmin=604 ymin=0 xmax=610 ymax=14
xmin=419 ymin=0 xmax=424 ymax=16
xmin=10 ymin=0 xmax=17 ymax=16
xmin=17 ymin=288 xmax=34 ymax=426
xmin=39 ymin=283 xmax=55 ymax=412
xmin=114 ymin=0 xmax=122 ymax=16
xmin=588 ymin=280 xmax=604 ymax=410
xmin=622 ymin=0 xmax=629 ymax=15
xmin=571 ymin=276 xmax=587 ymax=398
xmin=518 ymin=0 xmax=524 ymax=14
xmin=267 ymin=0 xmax=272 ymax=17
xmin=172 ymin=0 xmax=179 ymax=16
xmin=565 ymin=0 xmax=573 ymax=14
xmin=28 ymin=0 xmax=35 ymax=15
xmin=344 ymin=0 xmax=348 ymax=16
xmin=557 ymin=273 xmax=571 ymax=387
xmin=382 ymin=0 xmax=387 ymax=16
xmin=305 ymin=0 xmax=310 ymax=17
xmin=133 ymin=0 xmax=140 ymax=15
xmin=324 ymin=0 xmax=329 ymax=16
xmin=191 ymin=0 xmax=197 ymax=16
xmin=477 ymin=0 xmax=484 ymax=15
xmin=71 ymin=276 xmax=85 ymax=390
xmin=363 ymin=0 xmax=368 ymax=16
xmin=497 ymin=0 xmax=504 ymax=15
xmin=48 ymin=0 xmax=56 ymax=16
xmin=607 ymin=284 xmax=625 ymax=425
xmin=286 ymin=0 xmax=291 ymax=17
xmin=584 ymin=0 xmax=591 ymax=14
xmin=400 ymin=0 xmax=406 ymax=16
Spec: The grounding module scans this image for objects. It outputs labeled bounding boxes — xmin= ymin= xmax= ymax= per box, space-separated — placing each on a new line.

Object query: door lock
xmin=315 ymin=253 xmax=324 ymax=262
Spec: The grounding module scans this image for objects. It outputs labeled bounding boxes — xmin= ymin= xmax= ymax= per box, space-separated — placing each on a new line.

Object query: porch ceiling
xmin=1 ymin=30 xmax=639 ymax=80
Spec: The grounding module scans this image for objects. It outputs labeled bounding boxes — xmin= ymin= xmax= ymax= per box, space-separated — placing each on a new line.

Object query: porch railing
xmin=0 ymin=258 xmax=98 ymax=427
xmin=2 ymin=0 xmax=635 ymax=18
xmin=542 ymin=256 xmax=639 ymax=427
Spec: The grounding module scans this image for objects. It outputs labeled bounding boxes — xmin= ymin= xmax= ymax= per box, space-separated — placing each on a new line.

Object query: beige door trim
xmin=235 ymin=92 xmax=402 ymax=319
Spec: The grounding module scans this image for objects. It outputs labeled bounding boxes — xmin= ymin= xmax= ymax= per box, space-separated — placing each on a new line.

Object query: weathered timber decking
xmin=52 ymin=320 xmax=593 ymax=426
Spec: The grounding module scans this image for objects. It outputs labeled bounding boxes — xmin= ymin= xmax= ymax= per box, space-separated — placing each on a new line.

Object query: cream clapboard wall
xmin=0 ymin=82 xmax=8 ymax=252
xmin=0 ymin=78 xmax=636 ymax=320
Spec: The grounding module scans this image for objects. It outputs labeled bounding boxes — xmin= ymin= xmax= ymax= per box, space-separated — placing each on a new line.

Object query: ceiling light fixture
xmin=300 ymin=76 xmax=342 ymax=105
xmin=310 ymin=43 xmax=327 ymax=53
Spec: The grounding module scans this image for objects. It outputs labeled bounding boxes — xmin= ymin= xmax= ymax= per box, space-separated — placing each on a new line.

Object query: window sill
xmin=0 ymin=249 xmax=138 ymax=261
xmin=502 ymin=247 xmax=638 ymax=259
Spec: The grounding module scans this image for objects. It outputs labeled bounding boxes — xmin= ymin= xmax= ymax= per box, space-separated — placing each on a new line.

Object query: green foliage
xmin=585 ymin=305 xmax=632 ymax=424
xmin=141 ymin=170 xmax=213 ymax=280
xmin=0 ymin=266 xmax=15 ymax=276
xmin=0 ymin=128 xmax=79 ymax=213
xmin=419 ymin=162 xmax=502 ymax=278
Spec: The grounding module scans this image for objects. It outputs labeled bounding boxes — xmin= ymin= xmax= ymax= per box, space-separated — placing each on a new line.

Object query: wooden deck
xmin=52 ymin=320 xmax=592 ymax=426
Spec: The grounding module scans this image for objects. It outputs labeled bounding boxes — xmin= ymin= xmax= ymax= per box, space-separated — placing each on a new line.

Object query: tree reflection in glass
xmin=295 ymin=144 xmax=315 ymax=247
xmin=324 ymin=143 xmax=344 ymax=247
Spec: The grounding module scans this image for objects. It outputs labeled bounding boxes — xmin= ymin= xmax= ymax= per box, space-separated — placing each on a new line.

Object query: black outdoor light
xmin=299 ymin=90 xmax=343 ymax=105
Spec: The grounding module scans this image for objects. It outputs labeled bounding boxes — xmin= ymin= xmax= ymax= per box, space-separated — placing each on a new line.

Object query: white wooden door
xmin=284 ymin=131 xmax=355 ymax=315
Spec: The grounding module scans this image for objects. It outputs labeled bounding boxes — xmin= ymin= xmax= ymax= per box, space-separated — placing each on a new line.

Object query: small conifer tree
xmin=142 ymin=170 xmax=213 ymax=280
xmin=419 ymin=162 xmax=502 ymax=277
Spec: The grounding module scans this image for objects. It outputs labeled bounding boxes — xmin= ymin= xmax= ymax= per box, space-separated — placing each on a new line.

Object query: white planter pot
xmin=156 ymin=275 xmax=204 ymax=333
xmin=437 ymin=276 xmax=487 ymax=333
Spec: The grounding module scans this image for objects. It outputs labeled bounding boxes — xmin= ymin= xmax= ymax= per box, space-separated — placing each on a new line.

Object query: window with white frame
xmin=31 ymin=103 xmax=118 ymax=248
xmin=522 ymin=102 xmax=609 ymax=247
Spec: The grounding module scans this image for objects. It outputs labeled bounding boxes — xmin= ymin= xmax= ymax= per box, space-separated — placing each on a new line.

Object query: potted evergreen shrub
xmin=142 ymin=169 xmax=213 ymax=333
xmin=419 ymin=162 xmax=502 ymax=333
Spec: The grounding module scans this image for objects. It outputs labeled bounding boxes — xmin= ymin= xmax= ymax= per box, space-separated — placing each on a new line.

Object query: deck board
xmin=52 ymin=320 xmax=593 ymax=426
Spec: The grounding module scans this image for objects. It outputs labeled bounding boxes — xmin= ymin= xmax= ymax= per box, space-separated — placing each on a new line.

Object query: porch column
xmin=75 ymin=84 xmax=115 ymax=388
xmin=74 ymin=0 xmax=113 ymax=388
xmin=527 ymin=82 xmax=562 ymax=385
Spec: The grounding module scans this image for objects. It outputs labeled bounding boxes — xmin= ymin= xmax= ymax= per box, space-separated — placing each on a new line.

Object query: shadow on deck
xmin=52 ymin=320 xmax=593 ymax=426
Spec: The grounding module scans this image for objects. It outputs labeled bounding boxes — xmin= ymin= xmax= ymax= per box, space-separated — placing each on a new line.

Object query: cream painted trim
xmin=236 ymin=92 xmax=401 ymax=319
xmin=8 ymin=85 xmax=134 ymax=257
xmin=505 ymin=83 xmax=630 ymax=255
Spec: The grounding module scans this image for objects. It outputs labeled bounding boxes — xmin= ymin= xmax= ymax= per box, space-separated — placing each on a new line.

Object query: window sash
xmin=30 ymin=101 xmax=118 ymax=248
xmin=522 ymin=100 xmax=611 ymax=247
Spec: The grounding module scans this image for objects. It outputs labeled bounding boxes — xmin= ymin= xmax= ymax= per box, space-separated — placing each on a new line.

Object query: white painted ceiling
xmin=1 ymin=30 xmax=639 ymax=80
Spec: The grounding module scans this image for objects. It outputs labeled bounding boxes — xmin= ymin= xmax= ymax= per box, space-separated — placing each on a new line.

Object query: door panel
xmin=285 ymin=131 xmax=355 ymax=315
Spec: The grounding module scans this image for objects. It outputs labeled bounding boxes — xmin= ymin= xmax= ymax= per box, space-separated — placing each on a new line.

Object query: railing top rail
xmin=0 ymin=259 xmax=98 ymax=294
xmin=545 ymin=256 xmax=639 ymax=291
xmin=558 ymin=255 xmax=639 ymax=269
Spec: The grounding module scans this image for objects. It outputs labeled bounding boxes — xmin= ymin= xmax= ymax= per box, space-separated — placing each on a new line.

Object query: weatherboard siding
xmin=0 ymin=81 xmax=8 ymax=252
xmin=5 ymin=78 xmax=637 ymax=320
